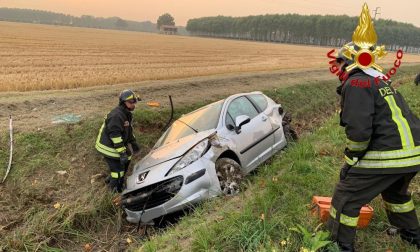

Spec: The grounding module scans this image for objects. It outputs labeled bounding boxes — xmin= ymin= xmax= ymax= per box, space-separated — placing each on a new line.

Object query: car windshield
xmin=154 ymin=100 xmax=224 ymax=148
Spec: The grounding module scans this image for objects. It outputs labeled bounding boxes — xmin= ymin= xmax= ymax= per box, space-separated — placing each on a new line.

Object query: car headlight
xmin=166 ymin=139 xmax=210 ymax=176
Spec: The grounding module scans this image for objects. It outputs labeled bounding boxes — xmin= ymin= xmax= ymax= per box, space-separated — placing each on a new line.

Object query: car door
xmin=247 ymin=93 xmax=282 ymax=160
xmin=224 ymin=96 xmax=274 ymax=173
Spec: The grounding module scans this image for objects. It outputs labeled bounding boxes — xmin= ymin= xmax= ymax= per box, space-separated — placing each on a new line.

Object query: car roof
xmin=224 ymin=91 xmax=264 ymax=102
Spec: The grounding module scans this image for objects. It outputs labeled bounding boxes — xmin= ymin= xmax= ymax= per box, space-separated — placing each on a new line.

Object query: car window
xmin=154 ymin=100 xmax=223 ymax=148
xmin=225 ymin=112 xmax=235 ymax=128
xmin=248 ymin=94 xmax=268 ymax=111
xmin=227 ymin=96 xmax=258 ymax=122
xmin=179 ymin=100 xmax=223 ymax=132
xmin=154 ymin=120 xmax=196 ymax=148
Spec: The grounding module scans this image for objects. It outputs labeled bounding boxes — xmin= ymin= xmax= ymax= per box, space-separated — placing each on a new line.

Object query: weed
xmin=289 ymin=224 xmax=333 ymax=252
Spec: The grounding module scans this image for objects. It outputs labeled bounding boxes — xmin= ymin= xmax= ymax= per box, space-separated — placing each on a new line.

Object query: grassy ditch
xmin=0 ymin=78 xmax=338 ymax=251
xmin=0 ymin=66 xmax=418 ymax=251
xmin=138 ymin=69 xmax=420 ymax=252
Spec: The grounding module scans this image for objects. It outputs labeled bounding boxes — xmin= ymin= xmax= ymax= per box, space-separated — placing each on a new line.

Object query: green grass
xmin=0 ymin=77 xmax=337 ymax=251
xmin=138 ymin=68 xmax=420 ymax=252
xmin=0 ymin=65 xmax=418 ymax=251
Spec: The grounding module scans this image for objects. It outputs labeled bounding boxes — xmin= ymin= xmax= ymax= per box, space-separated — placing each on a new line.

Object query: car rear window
xmin=248 ymin=94 xmax=268 ymax=111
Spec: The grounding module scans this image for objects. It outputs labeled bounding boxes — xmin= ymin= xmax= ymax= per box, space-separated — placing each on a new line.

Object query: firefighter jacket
xmin=340 ymin=68 xmax=420 ymax=174
xmin=95 ymin=105 xmax=137 ymax=160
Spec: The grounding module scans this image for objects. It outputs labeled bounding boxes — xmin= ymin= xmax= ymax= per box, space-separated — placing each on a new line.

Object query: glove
xmin=120 ymin=152 xmax=129 ymax=167
xmin=340 ymin=163 xmax=352 ymax=180
xmin=131 ymin=142 xmax=140 ymax=154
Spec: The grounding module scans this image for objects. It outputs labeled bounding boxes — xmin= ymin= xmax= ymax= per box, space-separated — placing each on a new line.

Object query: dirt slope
xmin=0 ymin=68 xmax=334 ymax=133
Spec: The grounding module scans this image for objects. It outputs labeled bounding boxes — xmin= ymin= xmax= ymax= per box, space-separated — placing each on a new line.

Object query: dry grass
xmin=1 ymin=21 xmax=420 ymax=92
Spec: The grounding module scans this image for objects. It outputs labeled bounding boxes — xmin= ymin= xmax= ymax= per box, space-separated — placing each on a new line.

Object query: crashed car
xmin=121 ymin=91 xmax=295 ymax=224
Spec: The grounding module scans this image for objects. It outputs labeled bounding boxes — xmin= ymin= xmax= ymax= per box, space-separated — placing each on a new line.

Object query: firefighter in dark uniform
xmin=330 ymin=57 xmax=420 ymax=250
xmin=96 ymin=90 xmax=141 ymax=192
xmin=327 ymin=4 xmax=420 ymax=251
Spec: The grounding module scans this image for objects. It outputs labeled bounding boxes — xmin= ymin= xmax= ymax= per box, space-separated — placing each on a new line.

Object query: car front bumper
xmin=123 ymin=156 xmax=221 ymax=224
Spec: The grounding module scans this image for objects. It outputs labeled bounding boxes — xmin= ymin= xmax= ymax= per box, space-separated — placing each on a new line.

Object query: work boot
xmin=337 ymin=242 xmax=355 ymax=252
xmin=400 ymin=227 xmax=420 ymax=249
xmin=108 ymin=178 xmax=122 ymax=193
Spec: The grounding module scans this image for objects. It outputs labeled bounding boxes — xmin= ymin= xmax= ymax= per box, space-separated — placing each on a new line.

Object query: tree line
xmin=186 ymin=14 xmax=420 ymax=53
xmin=0 ymin=8 xmax=187 ymax=34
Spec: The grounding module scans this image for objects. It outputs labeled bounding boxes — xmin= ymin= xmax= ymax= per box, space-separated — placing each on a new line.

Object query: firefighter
xmin=327 ymin=4 xmax=420 ymax=251
xmin=96 ymin=89 xmax=141 ymax=193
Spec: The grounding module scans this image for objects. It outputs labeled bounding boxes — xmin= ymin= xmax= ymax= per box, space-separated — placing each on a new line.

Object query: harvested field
xmin=1 ymin=20 xmax=420 ymax=251
xmin=1 ymin=21 xmax=420 ymax=92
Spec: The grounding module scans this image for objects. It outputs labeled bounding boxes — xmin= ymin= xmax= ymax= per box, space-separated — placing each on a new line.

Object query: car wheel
xmin=282 ymin=112 xmax=298 ymax=142
xmin=215 ymin=158 xmax=244 ymax=195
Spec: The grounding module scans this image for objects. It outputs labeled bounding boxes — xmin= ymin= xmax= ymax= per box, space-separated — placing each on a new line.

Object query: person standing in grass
xmin=95 ymin=89 xmax=141 ymax=193
xmin=415 ymin=73 xmax=420 ymax=86
xmin=327 ymin=4 xmax=420 ymax=252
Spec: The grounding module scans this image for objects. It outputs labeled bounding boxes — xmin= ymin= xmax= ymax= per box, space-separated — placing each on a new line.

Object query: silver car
xmin=121 ymin=91 xmax=292 ymax=224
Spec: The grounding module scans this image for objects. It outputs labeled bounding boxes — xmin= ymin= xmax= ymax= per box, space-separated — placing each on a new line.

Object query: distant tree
xmin=115 ymin=17 xmax=128 ymax=29
xmin=81 ymin=15 xmax=95 ymax=27
xmin=185 ymin=14 xmax=420 ymax=51
xmin=157 ymin=13 xmax=175 ymax=29
xmin=0 ymin=8 xmax=159 ymax=33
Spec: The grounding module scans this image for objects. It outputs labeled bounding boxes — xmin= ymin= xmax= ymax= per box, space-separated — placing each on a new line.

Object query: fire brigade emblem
xmin=340 ymin=3 xmax=387 ymax=72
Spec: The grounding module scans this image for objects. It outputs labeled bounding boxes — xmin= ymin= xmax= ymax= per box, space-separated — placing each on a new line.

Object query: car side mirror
xmin=234 ymin=115 xmax=251 ymax=134
xmin=227 ymin=124 xmax=235 ymax=131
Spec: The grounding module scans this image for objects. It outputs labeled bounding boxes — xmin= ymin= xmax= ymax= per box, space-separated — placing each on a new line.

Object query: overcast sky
xmin=1 ymin=0 xmax=418 ymax=27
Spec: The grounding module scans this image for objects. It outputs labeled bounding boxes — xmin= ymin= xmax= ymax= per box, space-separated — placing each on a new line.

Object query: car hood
xmin=134 ymin=129 xmax=216 ymax=171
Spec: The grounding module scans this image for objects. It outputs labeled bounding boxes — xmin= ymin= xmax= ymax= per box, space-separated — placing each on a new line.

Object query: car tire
xmin=215 ymin=158 xmax=244 ymax=195
xmin=282 ymin=112 xmax=298 ymax=142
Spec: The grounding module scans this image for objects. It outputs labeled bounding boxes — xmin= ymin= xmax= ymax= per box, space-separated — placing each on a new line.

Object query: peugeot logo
xmin=137 ymin=171 xmax=149 ymax=184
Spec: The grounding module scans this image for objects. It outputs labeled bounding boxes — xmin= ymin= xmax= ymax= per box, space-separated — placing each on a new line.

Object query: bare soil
xmin=0 ymin=68 xmax=334 ymax=133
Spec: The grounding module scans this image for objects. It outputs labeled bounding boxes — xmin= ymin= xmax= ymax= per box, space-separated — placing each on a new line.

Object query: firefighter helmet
xmin=336 ymin=42 xmax=354 ymax=66
xmin=119 ymin=90 xmax=141 ymax=104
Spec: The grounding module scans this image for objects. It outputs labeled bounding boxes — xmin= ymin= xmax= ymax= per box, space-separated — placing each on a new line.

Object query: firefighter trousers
xmin=104 ymin=157 xmax=130 ymax=193
xmin=327 ymin=172 xmax=419 ymax=244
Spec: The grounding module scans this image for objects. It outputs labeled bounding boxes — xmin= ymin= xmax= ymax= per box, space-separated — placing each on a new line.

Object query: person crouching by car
xmin=95 ymin=90 xmax=141 ymax=193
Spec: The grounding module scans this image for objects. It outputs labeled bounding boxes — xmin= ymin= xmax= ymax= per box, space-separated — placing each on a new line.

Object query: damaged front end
xmin=121 ymin=131 xmax=227 ymax=224
xmin=121 ymin=176 xmax=184 ymax=212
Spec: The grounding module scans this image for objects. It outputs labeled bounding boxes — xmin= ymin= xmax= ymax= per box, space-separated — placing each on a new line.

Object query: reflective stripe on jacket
xmin=95 ymin=105 xmax=136 ymax=159
xmin=340 ymin=69 xmax=420 ymax=174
